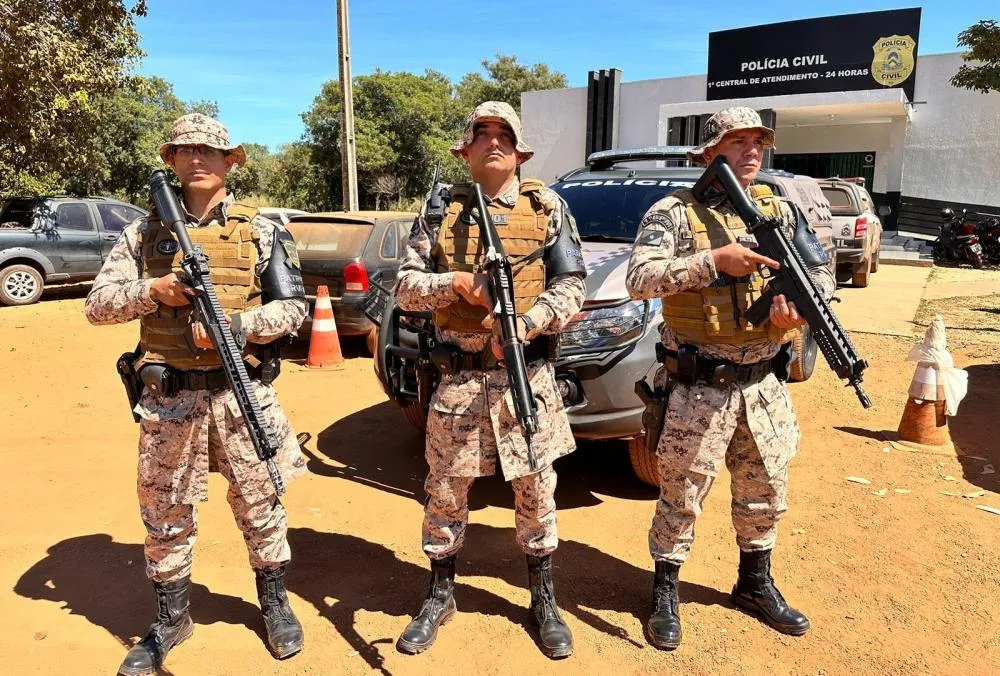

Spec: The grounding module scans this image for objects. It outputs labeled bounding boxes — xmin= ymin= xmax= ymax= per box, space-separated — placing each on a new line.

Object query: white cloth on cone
xmin=906 ymin=315 xmax=968 ymax=416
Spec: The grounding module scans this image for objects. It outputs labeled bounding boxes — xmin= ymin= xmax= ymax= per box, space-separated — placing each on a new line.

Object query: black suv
xmin=0 ymin=196 xmax=147 ymax=305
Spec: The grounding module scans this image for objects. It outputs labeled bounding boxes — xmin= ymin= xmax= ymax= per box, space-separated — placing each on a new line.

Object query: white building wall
xmin=521 ymin=87 xmax=588 ymax=183
xmin=618 ymin=75 xmax=706 ymax=149
xmin=902 ymin=53 xmax=1000 ymax=206
xmin=774 ymin=120 xmax=907 ymax=194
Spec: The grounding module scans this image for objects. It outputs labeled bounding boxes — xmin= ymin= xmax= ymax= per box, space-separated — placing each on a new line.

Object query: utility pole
xmin=336 ymin=0 xmax=358 ymax=211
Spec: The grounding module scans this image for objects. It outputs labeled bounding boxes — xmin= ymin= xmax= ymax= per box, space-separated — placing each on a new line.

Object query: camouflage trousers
xmin=649 ymin=412 xmax=789 ymax=564
xmin=422 ymin=465 xmax=558 ymax=560
xmin=140 ymin=417 xmax=291 ymax=583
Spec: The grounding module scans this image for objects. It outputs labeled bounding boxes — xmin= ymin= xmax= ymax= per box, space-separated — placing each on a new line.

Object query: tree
xmin=456 ymin=55 xmax=569 ymax=113
xmin=0 ymin=1 xmax=147 ymax=195
xmin=64 ymin=76 xmax=217 ymax=202
xmin=227 ymin=143 xmax=274 ymax=200
xmin=303 ymin=70 xmax=459 ymax=210
xmin=265 ymin=143 xmax=329 ymax=212
xmin=951 ymin=19 xmax=1000 ymax=94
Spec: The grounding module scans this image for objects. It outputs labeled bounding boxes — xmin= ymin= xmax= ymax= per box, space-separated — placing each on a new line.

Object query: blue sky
xmin=136 ymin=1 xmax=989 ymax=149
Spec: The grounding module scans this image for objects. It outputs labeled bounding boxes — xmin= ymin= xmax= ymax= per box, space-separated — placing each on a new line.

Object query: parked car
xmin=258 ymin=207 xmax=307 ymax=225
xmin=0 ymin=195 xmax=147 ymax=305
xmin=372 ymin=146 xmax=838 ymax=484
xmin=818 ymin=177 xmax=888 ymax=288
xmin=285 ymin=211 xmax=417 ymax=354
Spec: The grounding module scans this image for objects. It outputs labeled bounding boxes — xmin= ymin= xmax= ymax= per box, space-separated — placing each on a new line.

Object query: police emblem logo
xmin=281 ymin=238 xmax=301 ymax=270
xmin=871 ymin=35 xmax=916 ymax=88
xmin=156 ymin=238 xmax=179 ymax=255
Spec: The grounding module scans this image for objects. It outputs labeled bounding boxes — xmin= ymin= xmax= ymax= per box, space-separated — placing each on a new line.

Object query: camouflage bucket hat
xmin=158 ymin=113 xmax=247 ymax=167
xmin=450 ymin=101 xmax=534 ymax=161
xmin=687 ymin=107 xmax=775 ymax=165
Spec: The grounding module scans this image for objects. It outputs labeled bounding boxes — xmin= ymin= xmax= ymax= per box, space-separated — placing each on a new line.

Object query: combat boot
xmin=397 ymin=555 xmax=457 ymax=654
xmin=646 ymin=560 xmax=682 ymax=650
xmin=731 ymin=549 xmax=810 ymax=636
xmin=118 ymin=577 xmax=194 ymax=676
xmin=526 ymin=554 xmax=574 ymax=659
xmin=255 ymin=565 xmax=304 ymax=659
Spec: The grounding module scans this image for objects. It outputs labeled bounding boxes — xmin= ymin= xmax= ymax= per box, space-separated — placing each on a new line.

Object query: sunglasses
xmin=173 ymin=145 xmax=226 ymax=160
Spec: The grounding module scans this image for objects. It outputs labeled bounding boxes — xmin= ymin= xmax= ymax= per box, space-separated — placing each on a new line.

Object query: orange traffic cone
xmin=306 ymin=285 xmax=344 ymax=368
xmin=891 ymin=317 xmax=961 ymax=454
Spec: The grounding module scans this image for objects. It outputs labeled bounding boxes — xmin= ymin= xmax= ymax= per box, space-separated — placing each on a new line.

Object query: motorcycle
xmin=976 ymin=216 xmax=1000 ymax=264
xmin=933 ymin=208 xmax=984 ymax=269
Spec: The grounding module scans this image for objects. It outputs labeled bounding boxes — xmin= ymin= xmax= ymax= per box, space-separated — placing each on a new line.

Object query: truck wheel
xmin=628 ymin=434 xmax=660 ymax=487
xmin=401 ymin=400 xmax=428 ymax=433
xmin=852 ymin=262 xmax=871 ymax=288
xmin=365 ymin=327 xmax=378 ymax=356
xmin=789 ymin=325 xmax=818 ymax=382
xmin=0 ymin=264 xmax=44 ymax=306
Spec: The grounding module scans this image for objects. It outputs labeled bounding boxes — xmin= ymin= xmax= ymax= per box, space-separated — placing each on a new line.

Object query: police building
xmin=520 ymin=8 xmax=1000 ymax=235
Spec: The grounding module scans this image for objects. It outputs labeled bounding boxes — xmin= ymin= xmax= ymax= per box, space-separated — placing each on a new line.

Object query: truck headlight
xmin=558 ymin=300 xmax=649 ymax=354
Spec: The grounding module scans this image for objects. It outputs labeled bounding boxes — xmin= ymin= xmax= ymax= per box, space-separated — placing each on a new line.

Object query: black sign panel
xmin=707 ymin=8 xmax=921 ymax=101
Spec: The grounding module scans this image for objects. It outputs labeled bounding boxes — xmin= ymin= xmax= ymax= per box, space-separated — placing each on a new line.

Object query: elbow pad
xmin=545 ymin=212 xmax=588 ymax=278
xmin=262 ymin=227 xmax=306 ymax=302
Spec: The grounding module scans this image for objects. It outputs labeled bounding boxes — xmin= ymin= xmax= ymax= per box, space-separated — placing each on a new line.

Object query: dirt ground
xmin=1 ymin=276 xmax=998 ymax=676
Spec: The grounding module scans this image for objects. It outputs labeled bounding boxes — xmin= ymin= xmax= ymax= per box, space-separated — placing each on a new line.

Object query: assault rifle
xmin=150 ymin=170 xmax=286 ymax=494
xmin=693 ymin=156 xmax=872 ymax=408
xmin=469 ymin=183 xmax=541 ymax=471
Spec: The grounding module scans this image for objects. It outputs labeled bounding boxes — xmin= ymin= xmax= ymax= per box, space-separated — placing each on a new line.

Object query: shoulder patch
xmin=156 ymin=238 xmax=179 ymax=255
xmin=281 ymin=238 xmax=301 ymax=269
xmin=641 ymin=211 xmax=674 ymax=232
xmin=636 ymin=229 xmax=664 ymax=247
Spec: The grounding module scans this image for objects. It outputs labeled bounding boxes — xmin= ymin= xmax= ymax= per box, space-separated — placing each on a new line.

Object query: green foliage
xmin=0 ymin=1 xmax=147 ymax=194
xmin=264 ymin=143 xmax=330 ymax=212
xmin=456 ymin=55 xmax=569 ymax=113
xmin=227 ymin=142 xmax=273 ymax=200
xmin=301 ymin=56 xmax=568 ymax=211
xmin=951 ymin=19 xmax=1000 ymax=94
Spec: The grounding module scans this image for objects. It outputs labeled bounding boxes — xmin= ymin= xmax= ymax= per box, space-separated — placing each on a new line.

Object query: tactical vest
xmin=661 ymin=185 xmax=797 ymax=347
xmin=431 ymin=179 xmax=551 ymax=334
xmin=139 ymin=203 xmax=264 ymax=370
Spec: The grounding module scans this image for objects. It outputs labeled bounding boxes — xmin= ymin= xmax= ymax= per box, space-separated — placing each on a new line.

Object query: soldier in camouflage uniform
xmin=393 ymin=102 xmax=587 ymax=659
xmin=625 ymin=107 xmax=836 ymax=649
xmin=85 ymin=114 xmax=308 ymax=674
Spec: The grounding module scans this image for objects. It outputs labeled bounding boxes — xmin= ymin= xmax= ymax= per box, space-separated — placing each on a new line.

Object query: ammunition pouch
xmin=116 ymin=344 xmax=143 ymax=423
xmin=656 ymin=342 xmax=789 ymax=387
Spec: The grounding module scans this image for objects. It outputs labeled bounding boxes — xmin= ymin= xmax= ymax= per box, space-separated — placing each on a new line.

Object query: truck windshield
xmin=551 ymin=180 xmax=693 ymax=242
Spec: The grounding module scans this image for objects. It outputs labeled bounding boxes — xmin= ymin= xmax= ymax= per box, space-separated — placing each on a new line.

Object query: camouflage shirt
xmin=84 ymin=193 xmax=306 ymax=340
xmin=394 ymin=176 xmax=586 ymax=352
xmin=394 ymin=176 xmax=586 ymax=480
xmin=626 ymin=185 xmax=836 ymax=364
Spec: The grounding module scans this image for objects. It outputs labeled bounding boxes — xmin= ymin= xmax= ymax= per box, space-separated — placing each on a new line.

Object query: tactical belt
xmin=433 ymin=338 xmax=549 ymax=374
xmin=655 ymin=342 xmax=780 ymax=388
xmin=172 ymin=362 xmax=277 ymax=391
xmin=139 ymin=359 xmax=280 ymax=396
